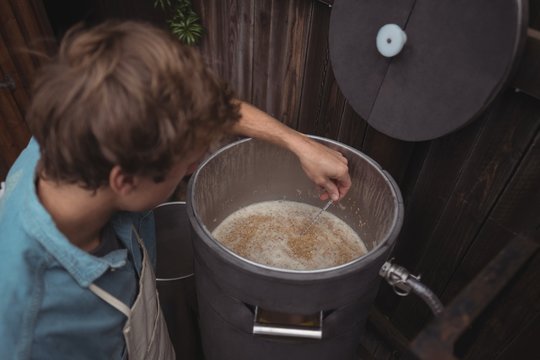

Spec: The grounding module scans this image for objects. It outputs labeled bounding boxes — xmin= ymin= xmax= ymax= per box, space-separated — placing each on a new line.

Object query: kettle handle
xmin=252 ymin=306 xmax=323 ymax=339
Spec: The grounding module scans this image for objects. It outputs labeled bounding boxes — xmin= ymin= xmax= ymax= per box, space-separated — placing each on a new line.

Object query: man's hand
xmin=291 ymin=136 xmax=351 ymax=201
xmin=230 ymin=101 xmax=352 ymax=201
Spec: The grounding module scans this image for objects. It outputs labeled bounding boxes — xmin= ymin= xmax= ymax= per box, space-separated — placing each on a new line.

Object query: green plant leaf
xmin=166 ymin=0 xmax=204 ymax=45
xmin=154 ymin=0 xmax=171 ymax=10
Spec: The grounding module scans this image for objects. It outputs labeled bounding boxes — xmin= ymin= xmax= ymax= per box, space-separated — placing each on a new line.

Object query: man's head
xmin=28 ymin=20 xmax=240 ymax=192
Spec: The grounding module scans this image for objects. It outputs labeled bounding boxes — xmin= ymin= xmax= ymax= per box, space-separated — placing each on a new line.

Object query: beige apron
xmin=89 ymin=226 xmax=176 ymax=360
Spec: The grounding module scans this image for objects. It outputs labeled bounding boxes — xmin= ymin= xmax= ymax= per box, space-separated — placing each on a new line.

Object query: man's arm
xmin=230 ymin=101 xmax=351 ymax=201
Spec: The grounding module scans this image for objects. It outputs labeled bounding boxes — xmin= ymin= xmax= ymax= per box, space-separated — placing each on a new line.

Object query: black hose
xmin=406 ymin=277 xmax=444 ymax=316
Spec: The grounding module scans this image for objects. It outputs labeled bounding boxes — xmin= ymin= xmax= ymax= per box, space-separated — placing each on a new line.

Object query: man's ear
xmin=109 ymin=166 xmax=138 ymax=196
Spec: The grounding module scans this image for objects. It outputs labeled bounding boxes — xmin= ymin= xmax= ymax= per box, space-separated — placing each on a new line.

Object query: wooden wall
xmin=192 ymin=1 xmax=540 ymax=358
xmin=1 ymin=0 xmax=539 ymax=358
xmin=0 ymin=0 xmax=54 ymax=179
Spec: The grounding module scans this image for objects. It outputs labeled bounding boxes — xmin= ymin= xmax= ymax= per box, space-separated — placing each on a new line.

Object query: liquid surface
xmin=212 ymin=200 xmax=367 ymax=270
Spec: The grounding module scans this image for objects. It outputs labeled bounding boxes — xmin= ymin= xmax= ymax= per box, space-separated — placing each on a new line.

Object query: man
xmin=0 ymin=21 xmax=350 ymax=359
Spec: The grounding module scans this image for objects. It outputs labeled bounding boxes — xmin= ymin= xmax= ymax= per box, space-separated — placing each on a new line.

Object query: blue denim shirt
xmin=0 ymin=139 xmax=157 ymax=359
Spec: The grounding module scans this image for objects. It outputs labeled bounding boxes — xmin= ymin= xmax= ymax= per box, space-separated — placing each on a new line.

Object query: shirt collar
xmin=21 ymin=163 xmax=130 ymax=288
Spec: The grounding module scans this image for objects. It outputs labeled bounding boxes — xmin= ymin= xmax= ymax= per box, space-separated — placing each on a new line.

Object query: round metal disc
xmin=329 ymin=0 xmax=527 ymax=141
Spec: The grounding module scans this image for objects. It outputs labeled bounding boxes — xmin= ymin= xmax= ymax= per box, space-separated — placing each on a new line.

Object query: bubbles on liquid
xmin=212 ymin=200 xmax=367 ymax=270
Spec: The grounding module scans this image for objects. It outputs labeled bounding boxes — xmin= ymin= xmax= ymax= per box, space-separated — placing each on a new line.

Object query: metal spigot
xmin=380 ymin=259 xmax=444 ymax=316
xmin=379 ymin=259 xmax=421 ymax=296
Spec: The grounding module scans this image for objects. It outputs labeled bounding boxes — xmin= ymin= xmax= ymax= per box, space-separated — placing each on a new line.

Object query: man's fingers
xmin=318 ymin=180 xmax=340 ymax=202
xmin=296 ymin=138 xmax=352 ymax=201
xmin=337 ymin=151 xmax=348 ymax=165
xmin=318 ymin=176 xmax=352 ymax=201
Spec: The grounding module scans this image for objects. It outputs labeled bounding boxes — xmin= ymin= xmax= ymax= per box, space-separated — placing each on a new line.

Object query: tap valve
xmin=379 ymin=259 xmax=444 ymax=316
xmin=379 ymin=259 xmax=421 ymax=296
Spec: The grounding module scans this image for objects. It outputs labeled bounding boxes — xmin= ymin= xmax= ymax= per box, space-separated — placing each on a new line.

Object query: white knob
xmin=376 ymin=24 xmax=407 ymax=58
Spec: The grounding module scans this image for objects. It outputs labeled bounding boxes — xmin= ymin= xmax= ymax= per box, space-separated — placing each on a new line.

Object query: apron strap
xmin=88 ymin=226 xmax=145 ymax=318
xmin=89 ymin=283 xmax=131 ymax=317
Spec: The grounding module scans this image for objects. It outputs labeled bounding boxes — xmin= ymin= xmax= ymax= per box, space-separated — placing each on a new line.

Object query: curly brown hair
xmin=27 ymin=20 xmax=240 ymax=189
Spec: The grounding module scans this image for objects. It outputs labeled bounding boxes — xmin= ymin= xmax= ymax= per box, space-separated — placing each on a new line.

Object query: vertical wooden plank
xmin=211 ymin=1 xmax=230 ymax=85
xmin=251 ymin=0 xmax=272 ymax=112
xmin=0 ymin=90 xmax=29 ymax=152
xmin=251 ymin=0 xmax=311 ymax=127
xmin=315 ymin=69 xmax=347 ymax=139
xmin=224 ymin=0 xmax=254 ymax=102
xmin=263 ymin=0 xmax=289 ymax=118
xmin=194 ymin=0 xmax=218 ymax=73
xmin=300 ymin=64 xmax=346 ymax=138
xmin=361 ymin=128 xmax=415 ymax=186
xmin=297 ymin=2 xmax=344 ymax=136
xmin=8 ymin=0 xmax=55 ymax=58
xmin=390 ymin=89 xmax=540 ymax=337
xmin=485 ymin=133 xmax=540 ymax=242
xmin=397 ymin=141 xmax=431 ymax=204
xmin=277 ymin=0 xmax=311 ymax=127
xmin=530 ymin=0 xmax=540 ymax=30
xmin=0 ymin=69 xmax=30 ymax=148
xmin=0 ymin=154 xmax=8 ymax=181
xmin=28 ymin=0 xmax=56 ymax=47
xmin=0 ymin=1 xmax=34 ymax=107
xmin=0 ymin=2 xmax=39 ymax=179
xmin=337 ymin=102 xmax=368 ymax=150
xmin=296 ymin=1 xmax=329 ymax=134
xmin=0 ymin=82 xmax=31 ymax=180
xmin=443 ymin=127 xmax=540 ymax=302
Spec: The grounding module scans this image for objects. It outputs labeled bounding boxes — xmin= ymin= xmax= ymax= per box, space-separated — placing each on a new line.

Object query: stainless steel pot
xmin=187 ymin=136 xmax=403 ymax=360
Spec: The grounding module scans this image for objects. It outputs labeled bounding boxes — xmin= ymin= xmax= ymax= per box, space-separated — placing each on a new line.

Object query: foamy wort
xmin=211 ymin=200 xmax=368 ymax=270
